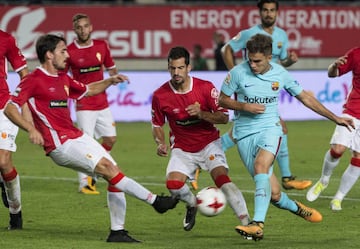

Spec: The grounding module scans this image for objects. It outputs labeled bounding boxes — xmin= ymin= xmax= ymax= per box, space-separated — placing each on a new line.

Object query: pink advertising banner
xmin=7 ymin=70 xmax=352 ymax=122
xmin=0 ymin=5 xmax=359 ymax=59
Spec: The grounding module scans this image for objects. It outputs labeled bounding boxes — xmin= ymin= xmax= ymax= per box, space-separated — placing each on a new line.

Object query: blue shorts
xmin=236 ymin=128 xmax=282 ymax=177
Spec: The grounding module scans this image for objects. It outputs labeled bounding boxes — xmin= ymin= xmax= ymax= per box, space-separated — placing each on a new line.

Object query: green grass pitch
xmin=0 ymin=121 xmax=359 ymax=249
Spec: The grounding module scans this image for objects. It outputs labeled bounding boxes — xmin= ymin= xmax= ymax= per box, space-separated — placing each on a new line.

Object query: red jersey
xmin=0 ymin=30 xmax=27 ymax=109
xmin=339 ymin=47 xmax=360 ymax=118
xmin=151 ymin=77 xmax=228 ymax=153
xmin=66 ymin=39 xmax=115 ymax=111
xmin=9 ymin=67 xmax=87 ymax=154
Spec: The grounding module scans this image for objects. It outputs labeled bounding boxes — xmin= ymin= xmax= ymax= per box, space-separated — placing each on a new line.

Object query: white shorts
xmin=166 ymin=138 xmax=229 ymax=179
xmin=0 ymin=109 xmax=19 ymax=152
xmin=76 ymin=108 xmax=116 ymax=139
xmin=49 ymin=133 xmax=116 ymax=176
xmin=330 ymin=113 xmax=360 ymax=152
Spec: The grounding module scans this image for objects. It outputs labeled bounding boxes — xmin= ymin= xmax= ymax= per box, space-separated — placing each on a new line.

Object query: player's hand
xmin=335 ymin=116 xmax=355 ymax=132
xmin=288 ymin=51 xmax=298 ymax=64
xmin=185 ymin=102 xmax=201 ymax=118
xmin=111 ymin=74 xmax=130 ymax=85
xmin=334 ymin=55 xmax=347 ymax=67
xmin=157 ymin=144 xmax=168 ymax=157
xmin=243 ymin=103 xmax=265 ymax=114
xmin=28 ymin=127 xmax=44 ymax=146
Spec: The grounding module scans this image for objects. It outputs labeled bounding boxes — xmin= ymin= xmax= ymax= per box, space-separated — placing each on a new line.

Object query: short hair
xmin=72 ymin=13 xmax=89 ymax=26
xmin=246 ymin=34 xmax=273 ymax=56
xmin=36 ymin=34 xmax=66 ymax=64
xmin=167 ymin=46 xmax=190 ymax=65
xmin=257 ymin=0 xmax=279 ymax=10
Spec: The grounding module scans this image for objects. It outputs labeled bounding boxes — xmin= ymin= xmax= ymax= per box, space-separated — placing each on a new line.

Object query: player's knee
xmin=330 ymin=147 xmax=345 ymax=158
xmin=95 ymin=157 xmax=120 ymax=178
xmin=0 ymin=152 xmax=12 ymax=169
xmin=214 ymin=174 xmax=231 ymax=188
xmin=166 ymin=180 xmax=185 ymax=190
xmin=102 ymin=136 xmax=116 ymax=150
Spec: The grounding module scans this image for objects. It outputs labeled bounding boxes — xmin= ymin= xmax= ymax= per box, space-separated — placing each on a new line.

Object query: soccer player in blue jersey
xmin=220 ymin=0 xmax=310 ymax=191
xmin=218 ymin=33 xmax=354 ymax=240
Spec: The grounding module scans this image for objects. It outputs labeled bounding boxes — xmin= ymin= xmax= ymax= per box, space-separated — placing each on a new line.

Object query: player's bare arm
xmin=4 ymin=102 xmax=44 ymax=145
xmin=296 ymin=90 xmax=354 ymax=131
xmin=221 ymin=44 xmax=236 ymax=70
xmin=218 ymin=92 xmax=265 ymax=114
xmin=280 ymin=51 xmax=298 ymax=67
xmin=185 ymin=102 xmax=228 ymax=124
xmin=87 ymin=74 xmax=129 ymax=96
xmin=152 ymin=126 xmax=168 ymax=157
xmin=328 ymin=55 xmax=347 ymax=77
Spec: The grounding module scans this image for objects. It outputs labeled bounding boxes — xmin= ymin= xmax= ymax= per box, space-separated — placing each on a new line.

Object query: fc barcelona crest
xmin=271 ymin=81 xmax=279 ymax=91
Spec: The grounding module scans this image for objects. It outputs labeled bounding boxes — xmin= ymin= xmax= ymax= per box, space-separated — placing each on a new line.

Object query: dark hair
xmin=246 ymin=34 xmax=272 ymax=56
xmin=36 ymin=34 xmax=66 ymax=63
xmin=167 ymin=46 xmax=190 ymax=65
xmin=257 ymin=0 xmax=279 ymax=10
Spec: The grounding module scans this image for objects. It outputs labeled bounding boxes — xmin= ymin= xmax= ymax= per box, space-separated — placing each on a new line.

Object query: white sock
xmin=321 ymin=150 xmax=340 ymax=185
xmin=333 ymin=164 xmax=360 ymax=201
xmin=112 ymin=176 xmax=156 ymax=204
xmin=220 ymin=182 xmax=250 ymax=225
xmin=78 ymin=172 xmax=89 ymax=190
xmin=169 ymin=183 xmax=196 ymax=207
xmin=107 ymin=191 xmax=126 ymax=231
xmin=4 ymin=174 xmax=21 ymax=214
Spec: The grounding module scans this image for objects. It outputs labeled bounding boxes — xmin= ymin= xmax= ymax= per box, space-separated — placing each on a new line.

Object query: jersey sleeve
xmin=338 ymin=48 xmax=355 ymax=76
xmin=279 ymin=30 xmax=289 ymax=61
xmin=103 ymin=41 xmax=116 ymax=70
xmin=206 ymin=82 xmax=228 ymax=115
xmin=283 ymin=71 xmax=303 ymax=97
xmin=228 ymin=30 xmax=250 ymax=55
xmin=10 ymin=77 xmax=33 ymax=107
xmin=6 ymin=35 xmax=27 ymax=72
xmin=151 ymin=92 xmax=165 ymax=127
xmin=221 ymin=69 xmax=240 ymax=97
xmin=67 ymin=76 xmax=88 ymax=100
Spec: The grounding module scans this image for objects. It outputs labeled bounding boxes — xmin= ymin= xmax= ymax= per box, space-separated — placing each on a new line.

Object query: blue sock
xmin=253 ymin=174 xmax=271 ymax=222
xmin=277 ymin=134 xmax=292 ymax=178
xmin=221 ymin=132 xmax=235 ymax=152
xmin=271 ymin=191 xmax=298 ymax=213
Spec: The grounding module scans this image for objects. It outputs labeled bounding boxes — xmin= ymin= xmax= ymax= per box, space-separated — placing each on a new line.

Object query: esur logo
xmin=0 ymin=7 xmax=46 ymax=57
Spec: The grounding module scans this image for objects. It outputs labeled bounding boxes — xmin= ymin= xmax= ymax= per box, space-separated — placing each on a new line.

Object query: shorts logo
xmin=209 ymin=154 xmax=215 ymax=161
xmin=1 ymin=132 xmax=8 ymax=139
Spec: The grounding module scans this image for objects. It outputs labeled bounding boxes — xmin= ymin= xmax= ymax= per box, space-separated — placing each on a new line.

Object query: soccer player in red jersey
xmin=307 ymin=47 xmax=360 ymax=211
xmin=0 ymin=29 xmax=28 ymax=229
xmin=151 ymin=46 xmax=250 ymax=232
xmin=5 ymin=34 xmax=178 ymax=243
xmin=66 ymin=13 xmax=118 ymax=194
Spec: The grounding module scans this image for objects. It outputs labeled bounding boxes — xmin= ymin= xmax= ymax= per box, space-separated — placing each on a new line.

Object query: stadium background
xmin=1 ymin=0 xmax=359 ymax=121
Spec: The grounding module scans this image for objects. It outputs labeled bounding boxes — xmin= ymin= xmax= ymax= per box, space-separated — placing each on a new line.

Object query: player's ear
xmin=187 ymin=64 xmax=192 ymax=73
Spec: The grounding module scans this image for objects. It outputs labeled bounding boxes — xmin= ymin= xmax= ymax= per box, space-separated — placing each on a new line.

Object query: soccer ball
xmin=196 ymin=186 xmax=227 ymax=217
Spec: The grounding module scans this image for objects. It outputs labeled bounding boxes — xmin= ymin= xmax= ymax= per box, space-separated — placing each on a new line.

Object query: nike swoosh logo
xmin=244 ymin=84 xmax=254 ymax=88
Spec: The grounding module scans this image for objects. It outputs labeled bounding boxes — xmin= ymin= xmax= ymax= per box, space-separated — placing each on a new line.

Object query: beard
xmin=261 ymin=17 xmax=276 ymax=28
xmin=77 ymin=34 xmax=90 ymax=43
